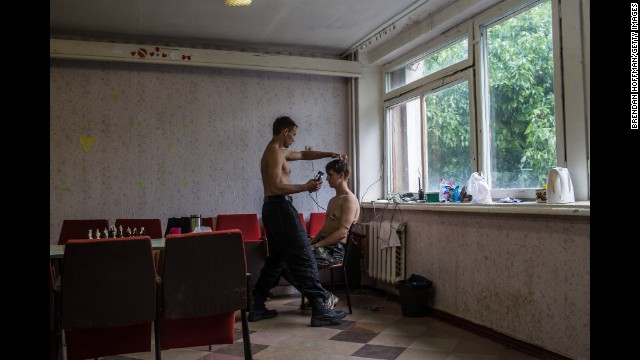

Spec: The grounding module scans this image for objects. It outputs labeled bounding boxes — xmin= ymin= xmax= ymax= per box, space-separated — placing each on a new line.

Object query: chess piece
xmin=95 ymin=228 xmax=101 ymax=239
xmin=118 ymin=225 xmax=124 ymax=238
xmin=88 ymin=229 xmax=93 ymax=239
xmin=126 ymin=227 xmax=132 ymax=237
xmin=139 ymin=227 xmax=146 ymax=236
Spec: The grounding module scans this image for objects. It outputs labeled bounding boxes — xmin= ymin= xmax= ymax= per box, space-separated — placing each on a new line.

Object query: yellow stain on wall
xmin=111 ymin=92 xmax=120 ymax=99
xmin=79 ymin=135 xmax=95 ymax=153
xmin=136 ymin=181 xmax=144 ymax=187
xmin=57 ymin=185 xmax=69 ymax=191
xmin=183 ymin=181 xmax=190 ymax=188
xmin=168 ymin=146 xmax=176 ymax=153
xmin=182 ymin=122 xmax=189 ymax=129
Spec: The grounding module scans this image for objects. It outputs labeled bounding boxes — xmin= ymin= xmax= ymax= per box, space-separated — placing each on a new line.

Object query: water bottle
xmin=190 ymin=214 xmax=202 ymax=232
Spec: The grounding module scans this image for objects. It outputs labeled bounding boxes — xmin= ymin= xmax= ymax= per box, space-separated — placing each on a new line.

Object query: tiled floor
xmin=69 ymin=290 xmax=542 ymax=359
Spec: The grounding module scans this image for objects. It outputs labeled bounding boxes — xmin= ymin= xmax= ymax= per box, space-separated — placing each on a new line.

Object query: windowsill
xmin=362 ymin=200 xmax=590 ymax=217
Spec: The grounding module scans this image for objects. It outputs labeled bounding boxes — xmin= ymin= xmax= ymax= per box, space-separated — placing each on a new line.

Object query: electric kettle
xmin=546 ymin=167 xmax=575 ymax=204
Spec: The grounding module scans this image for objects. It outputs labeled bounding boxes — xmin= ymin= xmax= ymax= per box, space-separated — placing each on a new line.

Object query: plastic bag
xmin=439 ymin=179 xmax=455 ymax=202
xmin=466 ymin=172 xmax=492 ymax=204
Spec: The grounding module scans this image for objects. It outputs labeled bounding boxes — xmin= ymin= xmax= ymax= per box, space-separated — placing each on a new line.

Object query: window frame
xmin=474 ymin=0 xmax=564 ymax=199
xmin=383 ymin=21 xmax=473 ymax=101
xmin=384 ymin=69 xmax=476 ymax=196
xmin=381 ymin=0 xmax=566 ymax=200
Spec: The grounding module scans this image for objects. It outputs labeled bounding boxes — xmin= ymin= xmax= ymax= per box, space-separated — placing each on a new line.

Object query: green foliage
xmin=487 ymin=0 xmax=556 ymax=188
xmin=425 ymin=81 xmax=472 ymax=191
xmin=422 ymin=0 xmax=555 ymax=190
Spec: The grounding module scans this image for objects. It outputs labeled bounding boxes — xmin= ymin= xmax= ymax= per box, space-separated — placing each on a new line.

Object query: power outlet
xmin=304 ymin=145 xmax=314 ymax=151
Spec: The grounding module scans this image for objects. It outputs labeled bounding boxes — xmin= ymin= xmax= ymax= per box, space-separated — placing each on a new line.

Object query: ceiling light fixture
xmin=224 ymin=0 xmax=252 ymax=6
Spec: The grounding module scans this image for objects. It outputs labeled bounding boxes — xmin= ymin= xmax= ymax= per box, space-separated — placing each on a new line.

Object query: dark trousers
xmin=253 ymin=196 xmax=326 ymax=305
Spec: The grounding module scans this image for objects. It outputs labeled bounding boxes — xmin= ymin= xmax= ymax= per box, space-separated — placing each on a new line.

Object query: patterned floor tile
xmin=346 ymin=321 xmax=389 ymax=333
xmin=351 ymin=344 xmax=406 ymax=360
xmin=67 ymin=294 xmax=547 ymax=360
xmin=367 ymin=333 xmax=419 ymax=348
xmin=358 ymin=314 xmax=402 ymax=325
xmin=409 ymin=337 xmax=460 ymax=352
xmin=445 ymin=353 xmax=499 ymax=360
xmin=330 ymin=330 xmax=379 ymax=343
xmin=395 ymin=348 xmax=450 ymax=360
xmin=213 ymin=342 xmax=268 ymax=357
xmin=380 ymin=324 xmax=427 ymax=337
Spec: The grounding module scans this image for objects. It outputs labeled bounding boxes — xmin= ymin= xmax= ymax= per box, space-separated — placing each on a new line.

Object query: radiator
xmin=366 ymin=221 xmax=406 ymax=284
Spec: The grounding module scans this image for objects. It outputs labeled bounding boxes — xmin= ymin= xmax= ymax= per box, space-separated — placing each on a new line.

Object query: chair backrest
xmin=202 ymin=216 xmax=215 ymax=229
xmin=162 ymin=230 xmax=247 ymax=318
xmin=216 ymin=213 xmax=262 ymax=241
xmin=62 ymin=237 xmax=157 ymax=329
xmin=344 ymin=223 xmax=358 ymax=260
xmin=159 ymin=230 xmax=247 ymax=350
xmin=115 ymin=218 xmax=163 ymax=238
xmin=58 ymin=219 xmax=109 ymax=245
xmin=308 ymin=212 xmax=326 ymax=237
xmin=61 ymin=237 xmax=156 ymax=360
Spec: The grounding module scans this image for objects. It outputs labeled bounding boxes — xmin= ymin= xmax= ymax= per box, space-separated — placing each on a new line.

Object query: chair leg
xmin=54 ymin=290 xmax=63 ymax=360
xmin=155 ymin=284 xmax=162 ymax=360
xmin=300 ymin=293 xmax=306 ymax=310
xmin=342 ymin=266 xmax=352 ymax=314
xmin=241 ymin=308 xmax=253 ymax=360
xmin=242 ymin=274 xmax=253 ymax=360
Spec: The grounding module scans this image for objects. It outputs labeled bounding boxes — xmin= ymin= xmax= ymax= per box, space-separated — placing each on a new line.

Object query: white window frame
xmin=382 ymin=0 xmax=568 ymax=200
xmin=384 ymin=68 xmax=476 ymax=196
xmin=474 ymin=0 xmax=564 ymax=200
xmin=384 ymin=21 xmax=473 ymax=101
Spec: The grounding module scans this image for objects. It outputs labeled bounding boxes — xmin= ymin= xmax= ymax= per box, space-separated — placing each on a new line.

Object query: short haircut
xmin=325 ymin=159 xmax=350 ymax=180
xmin=273 ymin=116 xmax=298 ymax=135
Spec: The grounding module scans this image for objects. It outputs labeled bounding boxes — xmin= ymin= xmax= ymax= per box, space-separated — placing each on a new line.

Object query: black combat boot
xmin=310 ymin=296 xmax=347 ymax=327
xmin=248 ymin=290 xmax=278 ymax=322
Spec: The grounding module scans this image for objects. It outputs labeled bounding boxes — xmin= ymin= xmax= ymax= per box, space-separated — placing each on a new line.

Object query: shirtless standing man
xmin=250 ymin=116 xmax=348 ymax=326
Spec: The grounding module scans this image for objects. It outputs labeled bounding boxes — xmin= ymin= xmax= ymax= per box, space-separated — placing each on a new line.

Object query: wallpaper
xmin=361 ymin=208 xmax=590 ymax=359
xmin=50 ymin=59 xmax=349 ymax=243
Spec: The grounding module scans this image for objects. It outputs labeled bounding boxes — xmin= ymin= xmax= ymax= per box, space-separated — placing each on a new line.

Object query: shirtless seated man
xmin=283 ymin=159 xmax=360 ymax=308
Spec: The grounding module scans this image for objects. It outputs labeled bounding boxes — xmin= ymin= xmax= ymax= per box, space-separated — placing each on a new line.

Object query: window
xmin=383 ymin=0 xmax=559 ymax=199
xmin=480 ymin=0 xmax=556 ymax=190
xmin=425 ymin=79 xmax=473 ymax=192
xmin=386 ymin=37 xmax=468 ymax=93
xmin=387 ymin=97 xmax=421 ymax=193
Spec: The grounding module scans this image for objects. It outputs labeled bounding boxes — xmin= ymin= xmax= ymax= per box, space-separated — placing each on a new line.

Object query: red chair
xmin=202 ymin=216 xmax=215 ymax=229
xmin=158 ymin=230 xmax=252 ymax=359
xmin=216 ymin=213 xmax=267 ymax=279
xmin=308 ymin=212 xmax=326 ymax=237
xmin=115 ymin=218 xmax=163 ymax=238
xmin=61 ymin=237 xmax=157 ymax=360
xmin=116 ymin=218 xmax=165 ymax=273
xmin=58 ymin=219 xmax=109 ymax=245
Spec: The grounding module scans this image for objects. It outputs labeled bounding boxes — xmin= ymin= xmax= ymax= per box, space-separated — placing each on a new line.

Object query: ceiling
xmin=50 ymin=0 xmax=434 ymax=58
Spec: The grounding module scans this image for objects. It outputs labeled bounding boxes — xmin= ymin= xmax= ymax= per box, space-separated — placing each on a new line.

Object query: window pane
xmin=387 ymin=38 xmax=468 ymax=92
xmin=388 ymin=98 xmax=422 ymax=193
xmin=425 ymin=80 xmax=472 ymax=192
xmin=486 ymin=0 xmax=556 ymax=189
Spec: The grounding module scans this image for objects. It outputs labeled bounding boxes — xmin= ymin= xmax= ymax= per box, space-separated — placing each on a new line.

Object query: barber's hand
xmin=306 ymin=179 xmax=322 ymax=193
xmin=331 ymin=153 xmax=347 ymax=162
